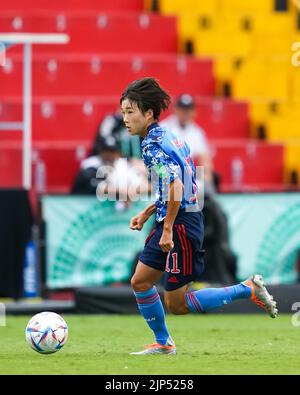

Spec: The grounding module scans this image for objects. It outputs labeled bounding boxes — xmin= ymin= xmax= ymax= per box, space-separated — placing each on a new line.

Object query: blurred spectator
xmin=92 ymin=111 xmax=141 ymax=158
xmin=71 ymin=135 xmax=149 ymax=201
xmin=71 ymin=135 xmax=121 ymax=195
xmin=161 ymin=94 xmax=214 ymax=189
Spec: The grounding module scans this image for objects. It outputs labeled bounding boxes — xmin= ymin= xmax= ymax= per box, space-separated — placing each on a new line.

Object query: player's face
xmin=121 ymin=99 xmax=153 ymax=138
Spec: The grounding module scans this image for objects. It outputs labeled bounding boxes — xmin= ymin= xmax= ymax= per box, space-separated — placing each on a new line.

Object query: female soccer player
xmin=120 ymin=77 xmax=278 ymax=355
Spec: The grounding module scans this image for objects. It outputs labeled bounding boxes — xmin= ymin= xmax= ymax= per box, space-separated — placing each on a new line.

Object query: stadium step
xmin=0 ymin=54 xmax=215 ymax=97
xmin=284 ymin=144 xmax=300 ymax=185
xmin=211 ymin=140 xmax=284 ymax=190
xmin=0 ymin=97 xmax=249 ymax=141
xmin=0 ymin=11 xmax=177 ymax=53
xmin=0 ymin=0 xmax=144 ymax=12
xmin=0 ymin=140 xmax=284 ymax=193
xmin=0 ymin=141 xmax=89 ymax=192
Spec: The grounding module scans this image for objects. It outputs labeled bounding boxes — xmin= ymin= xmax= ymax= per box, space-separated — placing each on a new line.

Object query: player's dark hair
xmin=120 ymin=77 xmax=171 ymax=120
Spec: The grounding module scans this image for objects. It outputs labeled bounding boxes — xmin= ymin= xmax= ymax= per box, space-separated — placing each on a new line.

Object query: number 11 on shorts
xmin=165 ymin=252 xmax=180 ymax=273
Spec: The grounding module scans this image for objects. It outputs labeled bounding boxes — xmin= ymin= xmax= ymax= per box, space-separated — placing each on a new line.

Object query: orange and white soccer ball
xmin=25 ymin=312 xmax=68 ymax=354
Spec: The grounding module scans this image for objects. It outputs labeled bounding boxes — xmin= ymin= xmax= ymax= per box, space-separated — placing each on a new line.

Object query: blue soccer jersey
xmin=141 ymin=122 xmax=199 ymax=222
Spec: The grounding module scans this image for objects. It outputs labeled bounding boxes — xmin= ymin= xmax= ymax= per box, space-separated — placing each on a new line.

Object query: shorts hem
xmin=164 ymin=276 xmax=195 ymax=291
xmin=139 ymin=259 xmax=165 ymax=272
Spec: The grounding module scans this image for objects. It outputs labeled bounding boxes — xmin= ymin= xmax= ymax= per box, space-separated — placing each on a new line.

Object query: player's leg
xmin=185 ymin=275 xmax=278 ymax=318
xmin=164 ymin=241 xmax=251 ymax=314
xmin=167 ymin=214 xmax=278 ymax=318
xmin=185 ymin=281 xmax=252 ymax=313
xmin=164 ymin=276 xmax=278 ymax=319
xmin=179 ymin=214 xmax=251 ymax=313
xmin=131 ymin=259 xmax=163 ymax=292
xmin=164 ymin=284 xmax=190 ymax=315
xmin=164 ymin=278 xmax=256 ymax=316
xmin=163 ymin=242 xmax=275 ymax=316
xmin=130 ymin=260 xmax=175 ymax=354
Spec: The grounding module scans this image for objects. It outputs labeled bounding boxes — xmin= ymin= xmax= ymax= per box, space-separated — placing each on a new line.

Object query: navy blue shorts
xmin=139 ymin=210 xmax=205 ymax=291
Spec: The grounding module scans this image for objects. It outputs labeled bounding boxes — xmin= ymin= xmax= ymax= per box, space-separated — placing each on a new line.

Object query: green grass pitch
xmin=0 ymin=314 xmax=298 ymax=375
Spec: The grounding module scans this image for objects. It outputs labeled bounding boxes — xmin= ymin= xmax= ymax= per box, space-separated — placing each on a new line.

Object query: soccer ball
xmin=25 ymin=311 xmax=68 ymax=354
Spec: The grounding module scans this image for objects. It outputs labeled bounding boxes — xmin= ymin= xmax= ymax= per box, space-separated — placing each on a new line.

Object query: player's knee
xmin=130 ymin=275 xmax=152 ymax=292
xmin=165 ymin=300 xmax=186 ymax=315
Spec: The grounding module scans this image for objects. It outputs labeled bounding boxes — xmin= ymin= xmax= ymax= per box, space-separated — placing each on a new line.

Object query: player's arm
xmin=159 ymin=178 xmax=183 ymax=252
xmin=130 ymin=203 xmax=156 ymax=231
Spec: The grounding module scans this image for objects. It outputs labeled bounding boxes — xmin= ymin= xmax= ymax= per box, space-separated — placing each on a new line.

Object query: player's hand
xmin=130 ymin=213 xmax=147 ymax=231
xmin=159 ymin=229 xmax=174 ymax=252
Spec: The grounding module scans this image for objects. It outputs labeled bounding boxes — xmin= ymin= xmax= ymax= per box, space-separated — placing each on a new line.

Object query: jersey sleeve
xmin=143 ymin=142 xmax=181 ymax=183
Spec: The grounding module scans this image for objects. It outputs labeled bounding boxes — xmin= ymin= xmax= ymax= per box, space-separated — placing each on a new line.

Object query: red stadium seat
xmin=0 ymin=97 xmax=117 ymax=141
xmin=1 ymin=97 xmax=248 ymax=142
xmin=0 ymin=143 xmax=23 ymax=187
xmin=211 ymin=140 xmax=284 ymax=190
xmin=0 ymin=140 xmax=284 ymax=192
xmin=182 ymin=98 xmax=249 ymax=140
xmin=161 ymin=98 xmax=249 ymax=139
xmin=0 ymin=3 xmax=285 ymax=193
xmin=0 ymin=0 xmax=144 ymax=12
xmin=34 ymin=142 xmax=90 ymax=193
xmin=0 ymin=12 xmax=177 ymax=53
xmin=0 ymin=54 xmax=215 ymax=97
xmin=0 ymin=140 xmax=90 ymax=192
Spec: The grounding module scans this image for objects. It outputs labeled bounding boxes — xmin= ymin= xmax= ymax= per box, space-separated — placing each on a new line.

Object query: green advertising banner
xmin=218 ymin=193 xmax=300 ymax=284
xmin=43 ymin=197 xmax=154 ymax=288
xmin=43 ymin=193 xmax=300 ymax=288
